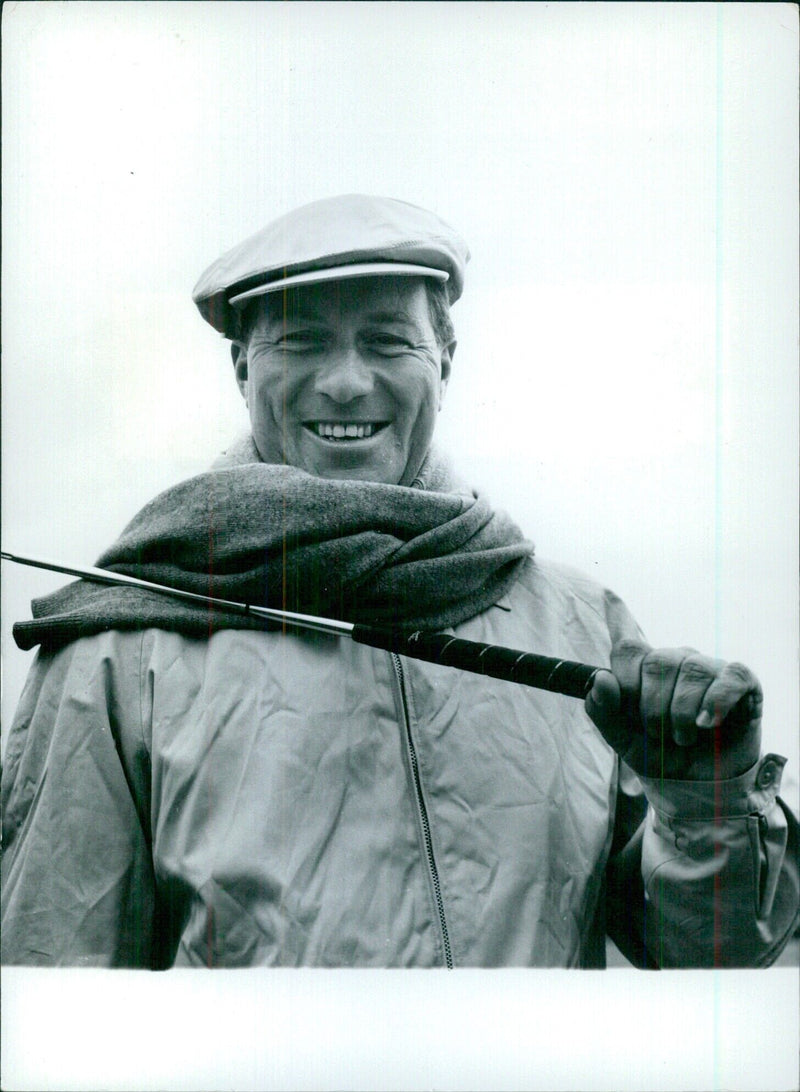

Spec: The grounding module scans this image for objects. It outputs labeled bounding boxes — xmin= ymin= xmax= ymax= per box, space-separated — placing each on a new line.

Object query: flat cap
xmin=192 ymin=194 xmax=470 ymax=337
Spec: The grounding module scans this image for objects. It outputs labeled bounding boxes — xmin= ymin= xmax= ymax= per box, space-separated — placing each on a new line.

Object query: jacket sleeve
xmin=1 ymin=633 xmax=156 ymax=967
xmin=597 ymin=587 xmax=800 ymax=968
xmin=605 ymin=757 xmax=800 ymax=968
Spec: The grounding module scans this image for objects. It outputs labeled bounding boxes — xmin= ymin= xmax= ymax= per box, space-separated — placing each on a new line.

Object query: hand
xmin=585 ymin=640 xmax=762 ymax=781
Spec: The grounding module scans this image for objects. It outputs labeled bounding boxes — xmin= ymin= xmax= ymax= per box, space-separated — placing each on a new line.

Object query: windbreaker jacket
xmin=2 ymin=557 xmax=798 ymax=968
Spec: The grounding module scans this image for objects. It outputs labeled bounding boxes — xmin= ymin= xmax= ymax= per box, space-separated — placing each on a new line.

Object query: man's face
xmin=234 ymin=277 xmax=452 ymax=486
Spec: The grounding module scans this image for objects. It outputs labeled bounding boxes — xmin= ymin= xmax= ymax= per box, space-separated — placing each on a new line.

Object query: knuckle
xmin=614 ymin=639 xmax=648 ymax=658
xmin=678 ymin=656 xmax=714 ymax=683
xmin=724 ymin=661 xmax=753 ymax=685
xmin=641 ymin=652 xmax=681 ymax=678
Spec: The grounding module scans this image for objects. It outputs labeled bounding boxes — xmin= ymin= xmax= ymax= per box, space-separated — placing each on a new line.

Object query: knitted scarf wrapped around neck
xmin=13 ymin=438 xmax=533 ymax=652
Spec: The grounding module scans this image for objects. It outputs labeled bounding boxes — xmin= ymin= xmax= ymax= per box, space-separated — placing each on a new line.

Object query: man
xmin=2 ymin=194 xmax=797 ymax=967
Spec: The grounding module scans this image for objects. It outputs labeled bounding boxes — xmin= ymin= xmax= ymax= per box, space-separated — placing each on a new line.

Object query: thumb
xmin=585 ymin=669 xmax=626 ymax=751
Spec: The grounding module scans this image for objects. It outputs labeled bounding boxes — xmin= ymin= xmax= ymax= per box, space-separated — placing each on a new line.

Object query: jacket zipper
xmin=391 ymin=651 xmax=453 ymax=969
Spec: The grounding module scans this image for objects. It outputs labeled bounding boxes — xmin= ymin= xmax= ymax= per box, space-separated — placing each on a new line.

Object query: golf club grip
xmin=351 ymin=625 xmax=600 ymax=699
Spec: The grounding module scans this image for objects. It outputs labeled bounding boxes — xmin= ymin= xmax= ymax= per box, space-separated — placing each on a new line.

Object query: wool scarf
xmin=13 ymin=440 xmax=533 ymax=651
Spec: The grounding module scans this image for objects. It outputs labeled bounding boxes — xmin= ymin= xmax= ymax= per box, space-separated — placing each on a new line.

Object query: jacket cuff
xmin=640 ymin=753 xmax=786 ymax=821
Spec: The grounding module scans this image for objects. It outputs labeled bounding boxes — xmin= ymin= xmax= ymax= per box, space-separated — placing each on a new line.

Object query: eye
xmin=276 ymin=330 xmax=330 ymax=352
xmin=365 ymin=332 xmax=413 ymax=355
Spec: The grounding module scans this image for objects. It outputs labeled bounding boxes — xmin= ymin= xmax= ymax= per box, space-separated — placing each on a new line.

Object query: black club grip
xmin=351 ymin=625 xmax=600 ymax=700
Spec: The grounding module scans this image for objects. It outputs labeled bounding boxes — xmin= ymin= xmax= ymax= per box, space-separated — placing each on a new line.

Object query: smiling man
xmin=2 ymin=195 xmax=798 ymax=968
xmin=232 ymin=275 xmax=453 ymax=486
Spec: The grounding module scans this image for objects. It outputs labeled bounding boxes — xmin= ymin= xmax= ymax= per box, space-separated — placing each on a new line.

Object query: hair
xmin=424 ymin=277 xmax=455 ymax=350
xmin=231 ymin=276 xmax=455 ymax=349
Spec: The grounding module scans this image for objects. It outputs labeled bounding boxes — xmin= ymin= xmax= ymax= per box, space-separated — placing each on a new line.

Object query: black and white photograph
xmin=2 ymin=2 xmax=798 ymax=1089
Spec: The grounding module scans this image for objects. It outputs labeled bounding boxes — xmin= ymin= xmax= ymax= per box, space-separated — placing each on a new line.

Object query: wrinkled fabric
xmin=3 ymin=556 xmax=798 ymax=968
xmin=191 ymin=193 xmax=471 ymax=336
xmin=13 ymin=447 xmax=532 ymax=652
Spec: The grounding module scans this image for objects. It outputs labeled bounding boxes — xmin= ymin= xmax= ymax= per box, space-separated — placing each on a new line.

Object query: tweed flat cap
xmin=192 ymin=194 xmax=470 ymax=337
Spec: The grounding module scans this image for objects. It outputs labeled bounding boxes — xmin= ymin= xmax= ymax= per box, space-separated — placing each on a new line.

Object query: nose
xmin=313 ymin=346 xmax=374 ymax=403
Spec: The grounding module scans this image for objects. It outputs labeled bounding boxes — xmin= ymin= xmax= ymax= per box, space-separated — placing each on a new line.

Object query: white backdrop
xmin=2 ymin=3 xmax=798 ymax=1090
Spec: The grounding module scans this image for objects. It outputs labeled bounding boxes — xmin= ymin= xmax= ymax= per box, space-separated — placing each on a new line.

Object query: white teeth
xmin=310 ymin=422 xmax=380 ymax=440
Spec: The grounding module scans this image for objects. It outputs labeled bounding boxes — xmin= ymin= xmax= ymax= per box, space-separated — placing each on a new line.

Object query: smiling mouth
xmin=304 ymin=422 xmax=389 ymax=441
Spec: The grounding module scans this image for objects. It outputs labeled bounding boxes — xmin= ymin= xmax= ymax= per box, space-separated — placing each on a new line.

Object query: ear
xmin=231 ymin=341 xmax=249 ymax=402
xmin=438 ymin=340 xmax=456 ymax=408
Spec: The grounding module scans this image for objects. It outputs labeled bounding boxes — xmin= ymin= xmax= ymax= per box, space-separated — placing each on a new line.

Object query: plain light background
xmin=2 ymin=3 xmax=798 ymax=1090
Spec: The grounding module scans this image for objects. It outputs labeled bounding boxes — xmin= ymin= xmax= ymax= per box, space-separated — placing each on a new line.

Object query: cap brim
xmin=228 ymin=262 xmax=449 ymax=307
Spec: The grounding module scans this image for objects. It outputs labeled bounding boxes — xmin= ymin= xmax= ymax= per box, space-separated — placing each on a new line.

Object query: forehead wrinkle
xmin=252 ymin=277 xmax=432 ymax=338
xmin=363 ymin=309 xmax=419 ymax=328
xmin=260 ymin=305 xmax=421 ymax=331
